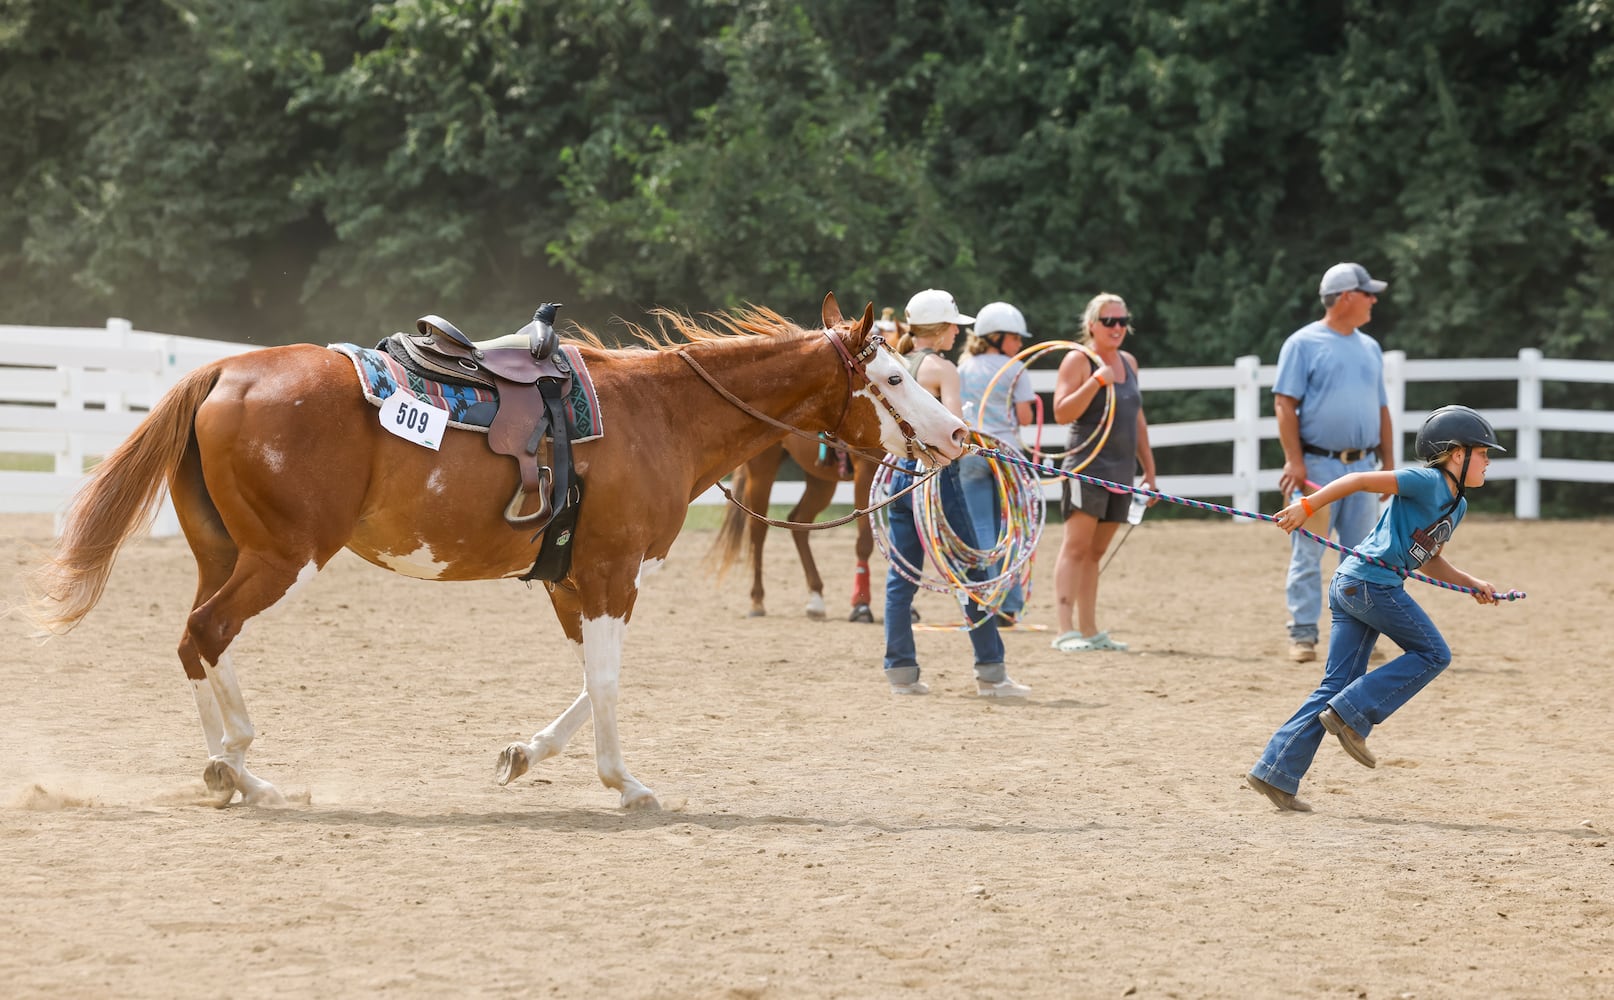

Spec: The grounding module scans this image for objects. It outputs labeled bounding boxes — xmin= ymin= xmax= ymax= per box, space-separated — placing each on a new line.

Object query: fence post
xmin=1233 ymin=354 xmax=1261 ymax=517
xmin=1382 ymin=350 xmax=1406 ymax=467
xmin=1515 ymin=347 xmax=1542 ymax=519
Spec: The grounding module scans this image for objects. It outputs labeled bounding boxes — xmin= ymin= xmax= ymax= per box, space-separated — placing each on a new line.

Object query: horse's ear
xmin=845 ymin=302 xmax=876 ymax=353
xmin=821 ymin=292 xmax=844 ymax=328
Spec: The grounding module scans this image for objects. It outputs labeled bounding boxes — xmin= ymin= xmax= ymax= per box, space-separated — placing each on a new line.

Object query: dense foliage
xmin=3 ymin=1 xmax=1609 ymax=511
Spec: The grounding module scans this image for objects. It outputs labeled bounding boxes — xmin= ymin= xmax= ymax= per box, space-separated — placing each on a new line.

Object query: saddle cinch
xmin=382 ymin=303 xmax=582 ymax=582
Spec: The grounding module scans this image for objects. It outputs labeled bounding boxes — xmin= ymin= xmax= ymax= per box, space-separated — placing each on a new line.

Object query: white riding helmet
xmin=974 ymin=301 xmax=1028 ymax=338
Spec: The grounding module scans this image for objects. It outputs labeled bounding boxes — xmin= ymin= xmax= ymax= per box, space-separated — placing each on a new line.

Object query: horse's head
xmin=821 ymin=293 xmax=967 ymax=466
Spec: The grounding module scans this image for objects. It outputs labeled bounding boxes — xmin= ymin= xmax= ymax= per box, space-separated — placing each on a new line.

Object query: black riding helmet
xmin=1415 ymin=405 xmax=1504 ymax=517
xmin=1415 ymin=405 xmax=1506 ymax=462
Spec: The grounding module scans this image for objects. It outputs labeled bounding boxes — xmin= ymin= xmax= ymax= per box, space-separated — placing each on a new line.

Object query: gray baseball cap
xmin=1319 ymin=262 xmax=1388 ymax=297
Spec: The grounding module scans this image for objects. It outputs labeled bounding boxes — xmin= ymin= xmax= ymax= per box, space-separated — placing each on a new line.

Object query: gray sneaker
xmin=977 ymin=677 xmax=1032 ymax=698
xmin=890 ymin=680 xmax=930 ymax=696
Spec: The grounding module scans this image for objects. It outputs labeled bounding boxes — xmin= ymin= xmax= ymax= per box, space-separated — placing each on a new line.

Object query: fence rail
xmin=3 ymin=321 xmax=1608 ymax=535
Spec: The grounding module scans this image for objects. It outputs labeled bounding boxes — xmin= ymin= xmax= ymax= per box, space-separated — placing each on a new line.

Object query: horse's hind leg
xmin=178 ymin=546 xmax=320 ymax=807
xmin=789 ymin=474 xmax=837 ymax=619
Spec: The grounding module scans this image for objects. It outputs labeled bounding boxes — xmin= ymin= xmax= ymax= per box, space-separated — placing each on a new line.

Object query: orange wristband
xmin=1299 ymin=496 xmax=1315 ymax=517
xmin=1092 ymin=369 xmax=1109 ymax=387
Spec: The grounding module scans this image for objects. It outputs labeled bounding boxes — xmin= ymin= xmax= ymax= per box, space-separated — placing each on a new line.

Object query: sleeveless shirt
xmin=1063 ymin=354 xmax=1140 ymax=486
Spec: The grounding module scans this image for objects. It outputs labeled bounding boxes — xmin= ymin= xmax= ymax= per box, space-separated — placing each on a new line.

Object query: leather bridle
xmin=676 ymin=325 xmax=949 ymax=530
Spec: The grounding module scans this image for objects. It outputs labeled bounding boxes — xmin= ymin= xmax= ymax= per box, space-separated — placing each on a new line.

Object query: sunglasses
xmin=1096 ymin=316 xmax=1132 ymax=329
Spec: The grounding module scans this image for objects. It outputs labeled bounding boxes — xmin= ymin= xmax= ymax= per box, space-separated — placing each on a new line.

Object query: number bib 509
xmin=379 ymin=391 xmax=449 ymax=450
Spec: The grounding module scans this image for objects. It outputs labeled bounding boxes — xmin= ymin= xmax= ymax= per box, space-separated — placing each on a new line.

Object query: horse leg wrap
xmin=851 ymin=560 xmax=871 ymax=606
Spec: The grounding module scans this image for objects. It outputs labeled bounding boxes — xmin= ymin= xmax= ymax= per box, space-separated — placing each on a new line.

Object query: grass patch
xmin=0 ymin=452 xmax=56 ymax=472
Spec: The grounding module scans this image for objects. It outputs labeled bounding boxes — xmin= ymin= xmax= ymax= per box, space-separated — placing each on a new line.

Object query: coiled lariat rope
xmin=870 ymin=431 xmax=1047 ymax=630
xmin=869 ymin=341 xmax=1123 ymax=630
xmin=978 ymin=340 xmax=1114 ymax=470
xmin=973 ymin=445 xmax=1527 ymax=601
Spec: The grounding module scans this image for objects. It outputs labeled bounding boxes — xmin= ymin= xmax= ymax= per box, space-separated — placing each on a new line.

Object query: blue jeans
xmin=1251 ymin=573 xmax=1452 ymax=794
xmin=957 ymin=452 xmax=1025 ymax=615
xmin=883 ymin=461 xmax=1006 ymax=685
xmin=1286 ymin=453 xmax=1381 ymax=643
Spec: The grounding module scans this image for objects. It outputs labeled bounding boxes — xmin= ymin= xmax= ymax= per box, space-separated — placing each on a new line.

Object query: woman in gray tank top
xmin=1048 ymin=293 xmax=1158 ymax=653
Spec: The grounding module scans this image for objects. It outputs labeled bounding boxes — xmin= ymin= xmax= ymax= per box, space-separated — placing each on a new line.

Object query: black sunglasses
xmin=1097 ymin=316 xmax=1132 ymax=329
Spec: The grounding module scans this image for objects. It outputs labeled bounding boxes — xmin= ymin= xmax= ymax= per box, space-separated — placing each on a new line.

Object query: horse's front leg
xmin=495 ymin=687 xmax=591 ymax=786
xmin=497 ymin=577 xmax=657 ymax=810
xmin=578 ymin=611 xmax=657 ymax=810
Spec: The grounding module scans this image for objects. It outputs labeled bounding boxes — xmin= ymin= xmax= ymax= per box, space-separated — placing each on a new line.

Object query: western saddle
xmin=382 ymin=303 xmax=582 ymax=580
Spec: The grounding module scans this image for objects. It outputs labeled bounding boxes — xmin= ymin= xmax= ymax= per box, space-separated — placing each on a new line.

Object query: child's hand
xmin=1470 ymin=579 xmax=1499 ymax=605
xmin=1273 ymin=500 xmax=1307 ymax=534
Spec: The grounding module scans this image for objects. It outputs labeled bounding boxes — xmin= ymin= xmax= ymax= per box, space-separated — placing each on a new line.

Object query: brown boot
xmin=1246 ymin=773 xmax=1312 ymax=812
xmin=1319 ymin=707 xmax=1377 ymax=768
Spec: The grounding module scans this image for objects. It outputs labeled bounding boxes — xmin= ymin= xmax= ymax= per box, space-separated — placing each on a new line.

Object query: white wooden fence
xmin=2 ymin=320 xmax=1609 ymax=536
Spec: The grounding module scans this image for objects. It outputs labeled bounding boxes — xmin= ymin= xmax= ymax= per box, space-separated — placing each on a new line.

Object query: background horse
xmin=711 ymin=438 xmax=879 ymax=621
xmin=22 ymin=295 xmax=965 ymax=811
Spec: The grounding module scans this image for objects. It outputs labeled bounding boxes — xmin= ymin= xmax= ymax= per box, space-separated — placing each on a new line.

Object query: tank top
xmin=902 ymin=348 xmax=942 ymax=399
xmin=1063 ymin=354 xmax=1140 ymax=486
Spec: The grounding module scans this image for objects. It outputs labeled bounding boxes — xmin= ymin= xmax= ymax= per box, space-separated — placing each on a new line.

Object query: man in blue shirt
xmin=1272 ymin=263 xmax=1394 ymax=663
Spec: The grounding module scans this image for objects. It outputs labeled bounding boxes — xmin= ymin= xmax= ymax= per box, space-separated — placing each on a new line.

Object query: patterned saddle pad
xmin=329 ymin=342 xmax=603 ymax=442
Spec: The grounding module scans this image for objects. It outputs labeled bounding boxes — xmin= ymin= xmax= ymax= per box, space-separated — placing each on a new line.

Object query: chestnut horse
xmin=22 ymin=295 xmax=966 ymax=810
xmin=711 ymin=438 xmax=879 ymax=621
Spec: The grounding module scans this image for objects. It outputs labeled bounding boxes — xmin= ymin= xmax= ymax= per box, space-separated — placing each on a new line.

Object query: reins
xmin=676 ymin=329 xmax=944 ymax=531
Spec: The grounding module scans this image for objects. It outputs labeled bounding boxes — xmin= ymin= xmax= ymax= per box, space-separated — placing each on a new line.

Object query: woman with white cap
xmin=880 ymin=288 xmax=1031 ymax=699
xmin=957 ymin=301 xmax=1038 ymax=624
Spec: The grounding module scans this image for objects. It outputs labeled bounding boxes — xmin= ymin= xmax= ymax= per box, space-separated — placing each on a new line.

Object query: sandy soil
xmin=2 ymin=511 xmax=1610 ymax=999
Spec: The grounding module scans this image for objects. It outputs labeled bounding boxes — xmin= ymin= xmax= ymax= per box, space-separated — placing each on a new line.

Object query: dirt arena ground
xmin=2 ymin=511 xmax=1610 ymax=998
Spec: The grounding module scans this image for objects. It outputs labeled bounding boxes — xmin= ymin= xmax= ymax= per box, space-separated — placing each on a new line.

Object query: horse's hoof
xmin=746 ymin=607 xmax=767 ymax=618
xmin=202 ymin=759 xmax=239 ymax=807
xmin=241 ymin=784 xmax=289 ymax=808
xmin=848 ymin=603 xmax=874 ymax=624
xmin=495 ymin=744 xmax=531 ymax=786
xmin=805 ymin=593 xmax=827 ymax=619
xmin=622 ymin=788 xmax=661 ymax=811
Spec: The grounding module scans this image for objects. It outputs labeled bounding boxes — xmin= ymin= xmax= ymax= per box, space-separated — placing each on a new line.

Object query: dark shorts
xmin=1061 ymin=478 xmax=1131 ymax=522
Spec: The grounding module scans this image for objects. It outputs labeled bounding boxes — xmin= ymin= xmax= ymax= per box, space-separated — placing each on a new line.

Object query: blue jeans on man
xmin=957 ymin=452 xmax=1025 ymax=617
xmin=1286 ymin=453 xmax=1381 ymax=644
xmin=1252 ymin=573 xmax=1452 ymax=794
xmin=883 ymin=461 xmax=1006 ymax=686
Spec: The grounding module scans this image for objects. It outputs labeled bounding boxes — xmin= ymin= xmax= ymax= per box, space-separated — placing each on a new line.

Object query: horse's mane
xmin=564 ymin=306 xmax=811 ymax=355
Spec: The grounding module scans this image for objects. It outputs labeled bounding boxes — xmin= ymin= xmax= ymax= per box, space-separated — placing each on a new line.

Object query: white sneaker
xmin=890 ymin=680 xmax=930 ymax=696
xmin=977 ymin=677 xmax=1032 ymax=698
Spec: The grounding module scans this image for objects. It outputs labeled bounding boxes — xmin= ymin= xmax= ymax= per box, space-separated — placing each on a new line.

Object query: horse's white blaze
xmin=376 ymin=540 xmax=453 ymax=580
xmin=859 ymin=350 xmax=967 ymax=464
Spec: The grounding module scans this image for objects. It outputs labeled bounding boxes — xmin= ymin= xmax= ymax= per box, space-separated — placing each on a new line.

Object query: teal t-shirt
xmin=1339 ymin=466 xmax=1465 ymax=586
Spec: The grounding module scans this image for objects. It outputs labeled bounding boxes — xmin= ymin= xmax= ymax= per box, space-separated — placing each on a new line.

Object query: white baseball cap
xmin=1319 ymin=262 xmax=1388 ymax=297
xmin=905 ymin=288 xmax=975 ymax=326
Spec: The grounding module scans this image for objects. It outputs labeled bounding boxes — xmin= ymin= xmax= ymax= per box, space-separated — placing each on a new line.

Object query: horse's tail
xmin=706 ymin=464 xmax=752 ymax=580
xmin=21 ymin=362 xmax=223 ymax=636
